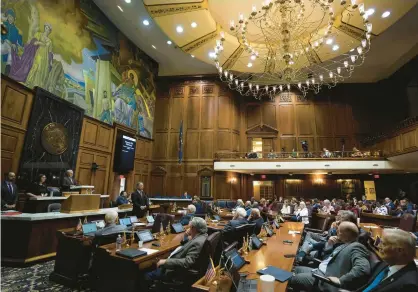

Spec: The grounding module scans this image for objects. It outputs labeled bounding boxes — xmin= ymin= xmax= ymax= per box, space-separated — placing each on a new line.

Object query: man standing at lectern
xmin=132 ymin=182 xmax=149 ymax=218
xmin=61 ymin=169 xmax=78 ymax=191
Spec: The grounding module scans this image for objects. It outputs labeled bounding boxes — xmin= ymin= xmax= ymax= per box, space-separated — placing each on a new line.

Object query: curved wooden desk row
xmin=359 ymin=212 xmax=401 ymax=227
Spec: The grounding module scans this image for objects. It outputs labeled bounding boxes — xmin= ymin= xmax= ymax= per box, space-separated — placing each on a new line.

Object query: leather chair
xmin=47 ymin=203 xmax=61 ymax=212
xmin=304 ymin=215 xmax=332 ymax=234
xmin=207 ymin=231 xmax=222 ymax=266
xmin=152 ymin=213 xmax=174 ymax=233
xmin=399 ymin=213 xmax=416 ymax=232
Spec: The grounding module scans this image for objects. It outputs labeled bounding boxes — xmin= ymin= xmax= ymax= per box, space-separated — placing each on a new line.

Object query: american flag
xmin=204 ymin=257 xmax=216 ymax=284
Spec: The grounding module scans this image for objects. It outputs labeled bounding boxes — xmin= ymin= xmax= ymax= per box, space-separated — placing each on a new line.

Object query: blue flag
xmin=178 ymin=120 xmax=183 ymax=164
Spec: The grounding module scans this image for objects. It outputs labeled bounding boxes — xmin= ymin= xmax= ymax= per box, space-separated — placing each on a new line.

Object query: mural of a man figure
xmin=100 ymin=90 xmax=112 ymax=123
xmin=1 ymin=9 xmax=23 ymax=75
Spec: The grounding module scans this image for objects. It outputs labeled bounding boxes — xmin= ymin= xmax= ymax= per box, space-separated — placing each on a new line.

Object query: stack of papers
xmin=139 ymin=248 xmax=159 ymax=255
xmin=362 ymin=225 xmax=378 ymax=229
xmin=288 ymin=230 xmax=301 ymax=235
xmin=133 ymin=222 xmax=146 ymax=226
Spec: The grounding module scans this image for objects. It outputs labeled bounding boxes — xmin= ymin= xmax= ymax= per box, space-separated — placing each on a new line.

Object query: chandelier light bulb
xmin=350 ymin=0 xmax=358 ymax=9
xmin=247 ymin=62 xmax=253 ymax=67
xmin=239 ymin=13 xmax=244 ymax=22
xmin=251 ymin=54 xmax=256 ymax=60
xmin=344 ymin=61 xmax=349 ymax=68
xmin=279 ymin=85 xmax=283 ymax=91
xmin=366 ymin=23 xmax=372 ymax=33
xmin=230 ymin=20 xmax=235 ymax=29
xmin=256 ymin=84 xmax=259 ymax=91
xmin=235 ymin=79 xmax=238 ymax=85
xmin=249 ymin=83 xmax=253 ymax=89
xmin=350 ymin=55 xmax=356 ymax=63
xmin=287 ymin=84 xmax=290 ymax=90
xmin=357 ymin=46 xmax=363 ymax=54
xmin=358 ymin=3 xmax=365 ymax=15
xmin=366 ymin=33 xmax=371 ymax=40
xmin=326 ymin=38 xmax=333 ymax=45
xmin=311 ymin=78 xmax=315 ymax=84
xmin=224 ymin=71 xmax=228 ymax=77
xmin=241 ymin=82 xmax=244 ymax=88
xmin=319 ymin=75 xmax=323 ymax=81
xmin=329 ymin=71 xmax=334 ymax=78
xmin=306 ymin=80 xmax=310 ymax=86
xmin=252 ymin=5 xmax=257 ymax=14
xmin=220 ymin=31 xmax=225 ymax=40
xmin=362 ymin=39 xmax=367 ymax=48
xmin=219 ymin=67 xmax=222 ymax=73
xmin=265 ymin=86 xmax=269 ymax=92
xmin=363 ymin=13 xmax=369 ymax=22
xmin=229 ymin=74 xmax=233 ymax=81
xmin=337 ymin=67 xmax=341 ymax=74
xmin=298 ymin=82 xmax=302 ymax=89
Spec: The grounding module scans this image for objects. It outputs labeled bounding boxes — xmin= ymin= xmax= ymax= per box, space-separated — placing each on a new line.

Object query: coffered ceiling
xmin=95 ymin=0 xmax=418 ymax=81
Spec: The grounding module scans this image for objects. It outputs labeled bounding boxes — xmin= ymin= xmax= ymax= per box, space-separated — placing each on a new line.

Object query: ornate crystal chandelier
xmin=213 ymin=0 xmax=373 ymax=99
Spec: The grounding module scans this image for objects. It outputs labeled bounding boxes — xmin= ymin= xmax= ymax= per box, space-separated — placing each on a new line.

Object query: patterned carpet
xmin=1 ymin=260 xmax=90 ymax=292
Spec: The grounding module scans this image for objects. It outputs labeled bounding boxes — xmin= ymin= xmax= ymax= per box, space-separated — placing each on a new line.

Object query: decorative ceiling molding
xmin=145 ymin=0 xmax=208 ymax=18
xmin=150 ymin=166 xmax=167 ymax=175
xmin=181 ymin=25 xmax=221 ymax=53
xmin=222 ymin=44 xmax=244 ymax=70
xmin=246 ymin=124 xmax=278 ymax=134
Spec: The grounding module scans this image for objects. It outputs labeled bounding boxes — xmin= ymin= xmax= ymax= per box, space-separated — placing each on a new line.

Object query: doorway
xmin=253 ymin=181 xmax=274 ymax=201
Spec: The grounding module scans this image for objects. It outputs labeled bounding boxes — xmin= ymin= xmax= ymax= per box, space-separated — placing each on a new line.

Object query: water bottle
xmin=249 ymin=236 xmax=253 ymax=252
xmin=116 ymin=234 xmax=122 ymax=251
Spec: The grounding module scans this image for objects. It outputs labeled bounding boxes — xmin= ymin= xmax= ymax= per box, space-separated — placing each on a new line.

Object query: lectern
xmin=61 ymin=194 xmax=100 ymax=213
xmin=70 ymin=185 xmax=95 ymax=194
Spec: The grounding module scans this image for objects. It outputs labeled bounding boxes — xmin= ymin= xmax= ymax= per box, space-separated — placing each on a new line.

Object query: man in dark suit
xmin=144 ymin=217 xmax=208 ymax=287
xmin=340 ymin=228 xmax=418 ymax=292
xmin=180 ymin=204 xmax=196 ymax=226
xmin=131 ymin=182 xmax=149 ymax=218
xmin=223 ymin=207 xmax=248 ymax=232
xmin=181 ymin=191 xmax=191 ymax=199
xmin=290 ymin=222 xmax=370 ymax=292
xmin=1 ymin=172 xmax=18 ymax=210
xmin=61 ymin=169 xmax=77 ymax=191
xmin=248 ymin=208 xmax=264 ymax=235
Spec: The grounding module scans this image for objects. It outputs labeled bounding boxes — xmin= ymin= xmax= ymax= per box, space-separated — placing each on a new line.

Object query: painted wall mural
xmin=1 ymin=0 xmax=158 ymax=138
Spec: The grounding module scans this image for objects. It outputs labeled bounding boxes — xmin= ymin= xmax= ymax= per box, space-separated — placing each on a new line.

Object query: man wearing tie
xmin=131 ymin=182 xmax=149 ymax=218
xmin=1 ymin=172 xmax=18 ymax=210
xmin=61 ymin=169 xmax=77 ymax=191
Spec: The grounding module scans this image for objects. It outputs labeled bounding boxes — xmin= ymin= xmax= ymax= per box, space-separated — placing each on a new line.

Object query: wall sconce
xmin=313 ymin=178 xmax=324 ymax=184
xmin=229 ymin=177 xmax=237 ymax=183
xmin=91 ymin=162 xmax=99 ymax=172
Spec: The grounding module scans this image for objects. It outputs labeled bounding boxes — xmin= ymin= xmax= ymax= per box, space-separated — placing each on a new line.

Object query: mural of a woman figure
xmin=25 ymin=23 xmax=53 ymax=89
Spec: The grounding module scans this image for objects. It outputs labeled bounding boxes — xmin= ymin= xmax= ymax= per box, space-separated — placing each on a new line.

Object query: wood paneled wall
xmin=151 ymin=80 xmax=241 ymax=198
xmin=243 ymin=92 xmax=356 ymax=153
xmin=1 ymin=77 xmax=34 ymax=175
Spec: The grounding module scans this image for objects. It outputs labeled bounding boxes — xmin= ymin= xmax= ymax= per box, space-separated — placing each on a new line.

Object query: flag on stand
xmin=76 ymin=218 xmax=82 ymax=231
xmin=178 ymin=120 xmax=184 ymax=164
xmin=204 ymin=257 xmax=216 ymax=285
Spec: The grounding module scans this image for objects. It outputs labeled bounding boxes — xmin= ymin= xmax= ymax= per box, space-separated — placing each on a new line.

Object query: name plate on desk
xmin=61 ymin=195 xmax=100 ymax=213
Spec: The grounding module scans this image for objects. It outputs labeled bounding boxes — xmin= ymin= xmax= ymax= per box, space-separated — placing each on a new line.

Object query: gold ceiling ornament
xmin=213 ymin=0 xmax=373 ymax=99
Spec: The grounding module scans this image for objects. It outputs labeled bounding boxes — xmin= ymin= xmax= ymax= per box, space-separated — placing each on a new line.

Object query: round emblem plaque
xmin=41 ymin=123 xmax=69 ymax=155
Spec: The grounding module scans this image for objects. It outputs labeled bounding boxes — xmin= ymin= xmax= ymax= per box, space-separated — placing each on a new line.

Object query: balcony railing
xmin=215 ymin=150 xmax=383 ymax=160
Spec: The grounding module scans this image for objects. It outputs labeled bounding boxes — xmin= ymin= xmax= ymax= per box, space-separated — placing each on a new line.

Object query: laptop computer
xmin=119 ymin=217 xmax=132 ymax=227
xmin=213 ymin=214 xmax=221 ymax=221
xmin=135 ymin=230 xmax=155 ymax=243
xmin=130 ymin=216 xmax=139 ymax=223
xmin=82 ymin=223 xmax=97 ymax=236
xmin=171 ymin=223 xmax=185 ymax=234
xmin=146 ymin=215 xmax=155 ymax=224
xmin=116 ymin=248 xmax=147 ymax=259
xmin=251 ymin=236 xmax=263 ymax=249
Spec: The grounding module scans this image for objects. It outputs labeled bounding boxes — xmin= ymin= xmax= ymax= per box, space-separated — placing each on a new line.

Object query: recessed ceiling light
xmin=152 ymin=45 xmax=156 ymax=49
xmin=247 ymin=62 xmax=253 ymax=67
xmin=332 ymin=44 xmax=339 ymax=51
xmin=143 ymin=19 xmax=150 ymax=26
xmin=326 ymin=38 xmax=333 ymax=45
xmin=191 ymin=55 xmax=195 ymax=58
xmin=167 ymin=40 xmax=172 ymax=45
xmin=117 ymin=5 xmax=123 ymax=12
xmin=382 ymin=11 xmax=391 ymax=18
xmin=250 ymin=55 xmax=256 ymax=61
xmin=191 ymin=22 xmax=197 ymax=28
xmin=209 ymin=52 xmax=216 ymax=59
xmin=365 ymin=8 xmax=375 ymax=16
xmin=176 ymin=25 xmax=184 ymax=33
xmin=124 ymin=0 xmax=131 ymax=3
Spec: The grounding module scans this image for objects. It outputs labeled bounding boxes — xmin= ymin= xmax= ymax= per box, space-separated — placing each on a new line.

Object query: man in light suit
xmin=131 ymin=181 xmax=149 ymax=218
xmin=223 ymin=207 xmax=248 ymax=232
xmin=290 ymin=222 xmax=370 ymax=292
xmin=61 ymin=169 xmax=77 ymax=191
xmin=94 ymin=210 xmax=127 ymax=237
xmin=340 ymin=228 xmax=418 ymax=292
xmin=1 ymin=172 xmax=18 ymax=210
xmin=144 ymin=217 xmax=208 ymax=287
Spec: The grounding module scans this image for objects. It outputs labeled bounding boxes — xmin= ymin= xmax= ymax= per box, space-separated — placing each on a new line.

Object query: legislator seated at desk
xmin=180 ymin=191 xmax=191 ymax=199
xmin=340 ymin=229 xmax=418 ymax=292
xmin=144 ymin=217 xmax=208 ymax=290
xmin=95 ymin=210 xmax=127 ymax=237
xmin=223 ymin=207 xmax=248 ymax=232
xmin=290 ymin=222 xmax=370 ymax=292
xmin=116 ymin=191 xmax=131 ymax=206
xmin=1 ymin=171 xmax=18 ymax=210
xmin=247 ymin=208 xmax=264 ymax=235
xmin=26 ymin=174 xmax=48 ymax=198
xmin=180 ymin=204 xmax=195 ymax=226
xmin=61 ymin=169 xmax=78 ymax=191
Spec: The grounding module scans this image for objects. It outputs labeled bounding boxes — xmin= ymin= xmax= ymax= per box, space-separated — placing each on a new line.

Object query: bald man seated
xmin=290 ymin=222 xmax=370 ymax=292
xmin=95 ymin=210 xmax=127 ymax=237
xmin=340 ymin=229 xmax=418 ymax=292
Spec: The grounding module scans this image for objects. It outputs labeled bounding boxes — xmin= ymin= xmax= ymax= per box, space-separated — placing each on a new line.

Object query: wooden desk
xmin=1 ymin=207 xmax=132 ymax=264
xmin=192 ymin=222 xmax=305 ymax=292
xmin=311 ymin=213 xmax=335 ymax=230
xmin=360 ymin=212 xmax=400 ymax=227
xmin=94 ymin=233 xmax=186 ymax=292
xmin=23 ymin=195 xmax=110 ymax=213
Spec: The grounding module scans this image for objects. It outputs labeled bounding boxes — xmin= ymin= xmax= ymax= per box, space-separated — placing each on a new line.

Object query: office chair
xmin=152 ymin=213 xmax=174 ymax=233
xmin=47 ymin=203 xmax=61 ymax=212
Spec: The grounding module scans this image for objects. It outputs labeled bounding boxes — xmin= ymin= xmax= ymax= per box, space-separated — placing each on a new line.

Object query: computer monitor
xmin=171 ymin=223 xmax=184 ymax=234
xmin=130 ymin=216 xmax=139 ymax=223
xmin=135 ymin=230 xmax=154 ymax=243
xmin=82 ymin=223 xmax=97 ymax=235
xmin=119 ymin=218 xmax=132 ymax=226
xmin=146 ymin=215 xmax=154 ymax=223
